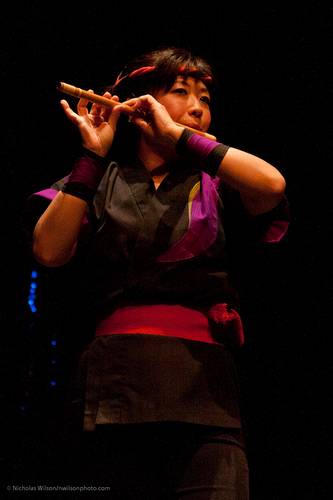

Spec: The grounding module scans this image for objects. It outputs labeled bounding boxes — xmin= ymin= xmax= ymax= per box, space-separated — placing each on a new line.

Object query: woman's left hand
xmin=124 ymin=94 xmax=184 ymax=154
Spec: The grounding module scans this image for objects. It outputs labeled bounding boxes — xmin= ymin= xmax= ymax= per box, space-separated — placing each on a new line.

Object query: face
xmin=155 ymin=76 xmax=211 ymax=132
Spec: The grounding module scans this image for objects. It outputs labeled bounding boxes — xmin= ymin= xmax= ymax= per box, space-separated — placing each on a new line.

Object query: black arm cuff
xmin=62 ymin=182 xmax=95 ymax=203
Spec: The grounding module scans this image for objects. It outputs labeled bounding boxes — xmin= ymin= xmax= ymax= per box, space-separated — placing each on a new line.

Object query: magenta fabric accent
xmin=187 ymin=133 xmax=220 ymax=158
xmin=67 ymin=156 xmax=106 ymax=191
xmin=257 ymin=196 xmax=290 ymax=243
xmin=208 ymin=303 xmax=245 ymax=348
xmin=34 ymin=188 xmax=59 ymax=200
xmin=260 ymin=219 xmax=289 ymax=243
xmin=157 ymin=173 xmax=219 ymax=262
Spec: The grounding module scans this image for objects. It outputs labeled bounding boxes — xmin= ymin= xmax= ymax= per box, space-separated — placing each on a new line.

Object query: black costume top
xmin=27 ymin=157 xmax=289 ymax=435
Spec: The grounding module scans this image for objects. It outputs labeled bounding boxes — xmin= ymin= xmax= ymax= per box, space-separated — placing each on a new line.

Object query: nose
xmin=188 ymin=95 xmax=203 ymax=118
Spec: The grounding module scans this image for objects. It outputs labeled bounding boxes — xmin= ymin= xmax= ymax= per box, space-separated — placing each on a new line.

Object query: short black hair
xmin=107 ymin=46 xmax=214 ymax=100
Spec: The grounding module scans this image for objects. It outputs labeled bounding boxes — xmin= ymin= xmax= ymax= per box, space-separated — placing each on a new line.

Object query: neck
xmin=137 ymin=137 xmax=178 ymax=189
xmin=137 ymin=138 xmax=166 ymax=172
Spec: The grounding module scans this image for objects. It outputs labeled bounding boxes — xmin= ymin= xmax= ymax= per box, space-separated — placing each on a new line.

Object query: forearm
xmin=33 ymin=192 xmax=87 ymax=267
xmin=217 ymin=147 xmax=286 ymax=214
xmin=176 ymin=129 xmax=286 ymax=215
xmin=32 ymin=148 xmax=109 ymax=267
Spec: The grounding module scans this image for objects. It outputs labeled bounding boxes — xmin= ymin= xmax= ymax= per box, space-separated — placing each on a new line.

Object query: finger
xmin=108 ymin=103 xmax=124 ymax=128
xmin=99 ymin=92 xmax=118 ymax=121
xmin=122 ymin=97 xmax=140 ymax=109
xmin=77 ymin=89 xmax=94 ymax=116
xmin=87 ymin=113 xmax=105 ymax=126
xmin=103 ymin=91 xmax=115 ymax=100
xmin=60 ymin=99 xmax=80 ymax=125
xmin=90 ymin=104 xmax=103 ymax=120
xmin=130 ymin=115 xmax=151 ymax=131
xmin=120 ymin=99 xmax=148 ymax=122
xmin=60 ymin=98 xmax=70 ymax=111
xmin=126 ymin=94 xmax=155 ymax=108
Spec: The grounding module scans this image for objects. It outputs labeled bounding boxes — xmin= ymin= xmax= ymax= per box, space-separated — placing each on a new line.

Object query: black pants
xmin=64 ymin=422 xmax=249 ymax=500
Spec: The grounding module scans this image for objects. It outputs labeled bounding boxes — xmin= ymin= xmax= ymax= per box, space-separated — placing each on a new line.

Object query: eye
xmin=171 ymin=87 xmax=187 ymax=95
xmin=200 ymin=95 xmax=211 ymax=105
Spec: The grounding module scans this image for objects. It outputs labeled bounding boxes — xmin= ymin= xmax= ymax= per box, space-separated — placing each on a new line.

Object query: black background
xmin=1 ymin=4 xmax=332 ymax=499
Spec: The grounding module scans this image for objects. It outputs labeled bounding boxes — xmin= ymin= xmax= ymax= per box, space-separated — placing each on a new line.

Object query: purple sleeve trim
xmin=34 ymin=188 xmax=59 ymax=200
xmin=31 ymin=187 xmax=89 ymax=225
xmin=255 ymin=195 xmax=290 ymax=243
xmin=157 ymin=173 xmax=218 ymax=262
xmin=260 ymin=219 xmax=289 ymax=243
xmin=208 ymin=303 xmax=245 ymax=347
xmin=187 ymin=133 xmax=221 ymax=157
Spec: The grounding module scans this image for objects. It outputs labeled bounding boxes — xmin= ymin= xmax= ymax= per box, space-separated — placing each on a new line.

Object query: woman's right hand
xmin=60 ymin=91 xmax=128 ymax=157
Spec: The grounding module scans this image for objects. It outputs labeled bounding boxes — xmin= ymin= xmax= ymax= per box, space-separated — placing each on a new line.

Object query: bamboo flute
xmin=57 ymin=82 xmax=217 ymax=141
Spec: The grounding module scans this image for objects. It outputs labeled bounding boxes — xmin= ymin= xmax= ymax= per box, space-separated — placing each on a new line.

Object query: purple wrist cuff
xmin=66 ymin=156 xmax=105 ymax=190
xmin=187 ymin=133 xmax=221 ymax=158
xmin=176 ymin=128 xmax=229 ymax=177
xmin=63 ymin=150 xmax=109 ymax=202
